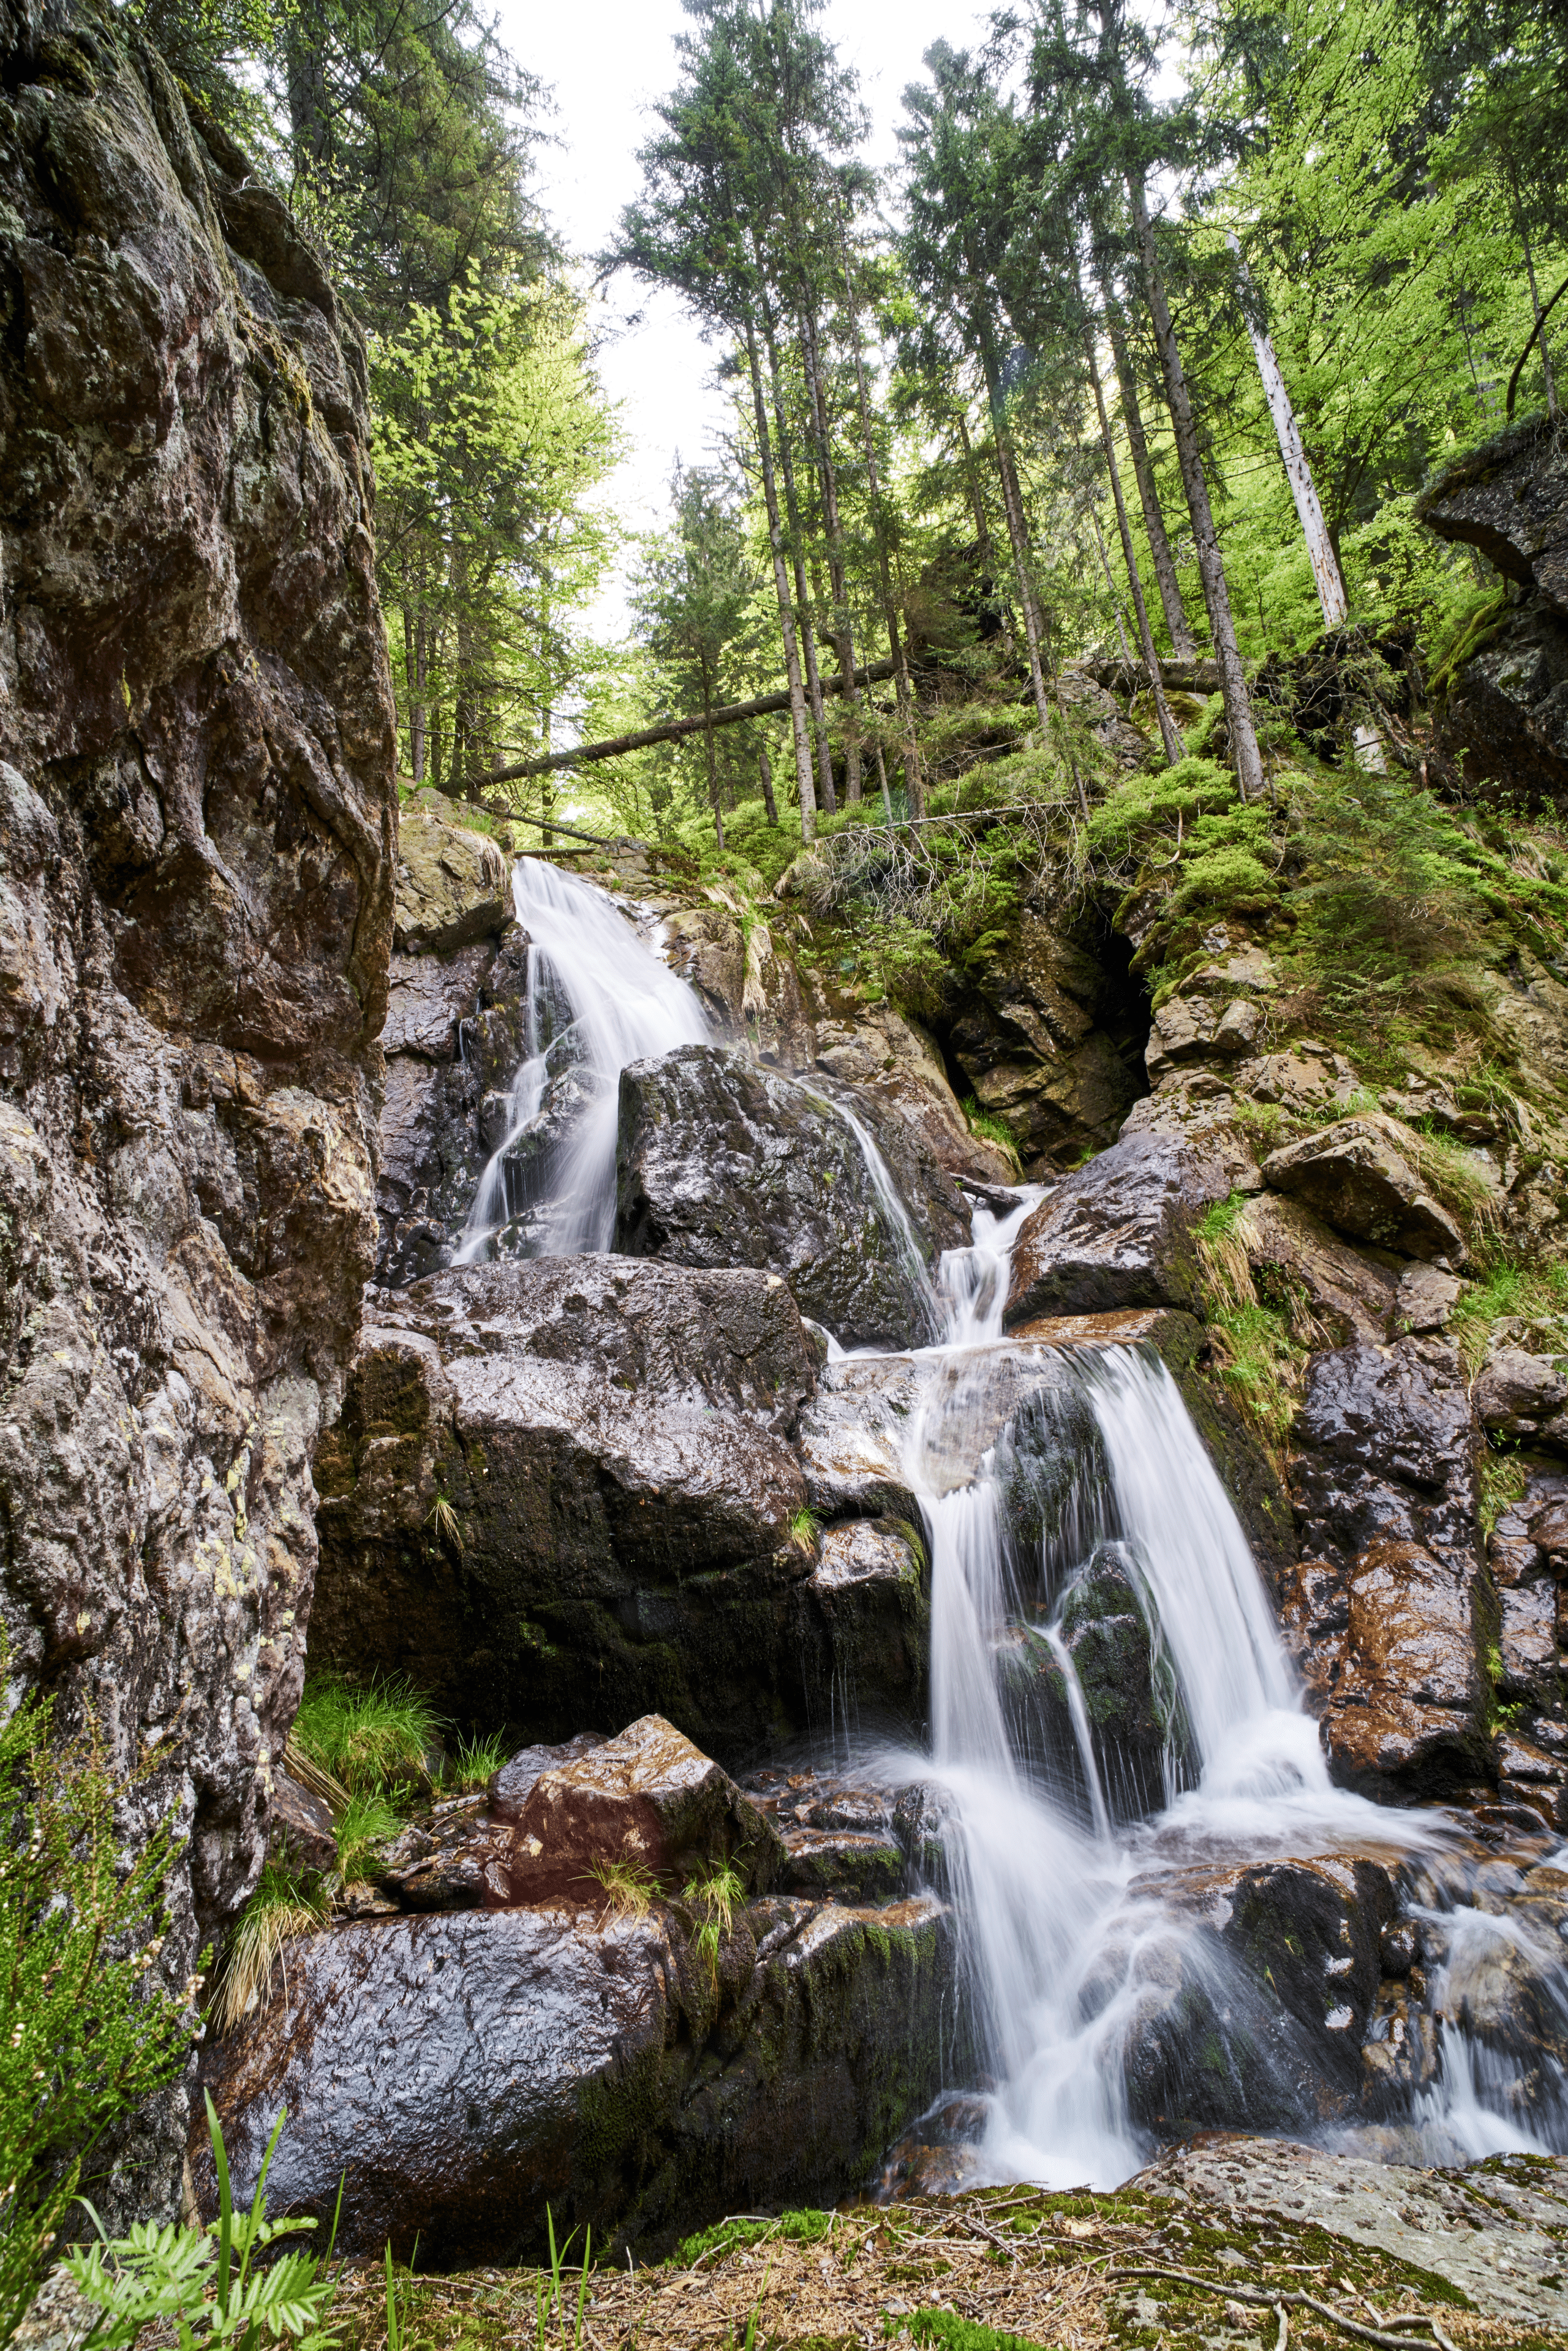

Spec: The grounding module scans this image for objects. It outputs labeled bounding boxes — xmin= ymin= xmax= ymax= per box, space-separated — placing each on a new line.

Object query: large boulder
xmin=1281 ymin=1340 xmax=1488 ymax=1796
xmin=195 ymin=1887 xmax=960 ymax=2263
xmin=1417 ymin=418 xmax=1568 ymax=806
xmin=0 ymin=0 xmax=395 ymax=2221
xmin=1486 ymin=1460 xmax=1568 ymax=1823
xmin=394 ymin=801 xmax=512 ymax=954
xmin=1004 ymin=1133 xmax=1230 ymax=1324
xmin=311 ymin=1258 xmax=848 ymax=1762
xmin=615 ymin=1043 xmax=968 ymax=1348
xmin=1261 ymin=1114 xmax=1467 ymax=1264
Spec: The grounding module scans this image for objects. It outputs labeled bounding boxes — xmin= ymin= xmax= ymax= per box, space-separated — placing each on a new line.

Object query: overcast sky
xmin=491 ymin=0 xmax=998 ymax=638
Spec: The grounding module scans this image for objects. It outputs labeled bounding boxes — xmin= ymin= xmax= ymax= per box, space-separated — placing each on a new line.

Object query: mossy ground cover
xmin=316 ymin=2180 xmax=1566 ymax=2351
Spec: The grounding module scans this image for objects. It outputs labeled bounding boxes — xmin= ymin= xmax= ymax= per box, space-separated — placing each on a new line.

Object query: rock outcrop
xmin=616 ymin=1043 xmax=968 ymax=1348
xmin=0 ymin=0 xmax=394 ymax=2219
xmin=1004 ymin=1132 xmax=1230 ymax=1324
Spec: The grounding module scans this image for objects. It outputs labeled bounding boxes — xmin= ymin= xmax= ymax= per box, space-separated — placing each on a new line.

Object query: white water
xmin=453 ymin=861 xmax=709 ymax=1262
xmin=880 ymin=1196 xmax=1557 ymax=2187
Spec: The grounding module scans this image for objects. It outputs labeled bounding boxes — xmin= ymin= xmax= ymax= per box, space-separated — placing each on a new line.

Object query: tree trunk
xmin=978 ymin=338 xmax=1055 ymax=742
xmin=1092 ymin=509 xmax=1136 ymax=668
xmin=840 ymin=214 xmax=925 ymax=818
xmin=873 ymin=739 xmax=894 ymax=825
xmin=404 ymin=604 xmax=424 ymax=783
xmin=743 ymin=319 xmax=817 ymax=842
xmin=1127 ymin=173 xmax=1264 ymax=802
xmin=1082 ymin=317 xmax=1183 ymax=763
xmin=1508 ymin=154 xmax=1560 ymax=419
xmin=801 ymin=303 xmax=862 ymax=802
xmin=759 ymin=743 xmax=779 ymax=826
xmin=701 ymin=664 xmax=724 ymax=853
xmin=1102 ymin=275 xmax=1197 ymax=659
xmin=759 ymin=298 xmax=837 ymax=817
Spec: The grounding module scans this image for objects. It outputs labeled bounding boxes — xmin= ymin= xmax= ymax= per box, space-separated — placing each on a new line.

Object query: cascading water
xmin=452 ymin=859 xmax=709 ymax=1262
xmin=883 ymin=1193 xmax=1566 ymax=2187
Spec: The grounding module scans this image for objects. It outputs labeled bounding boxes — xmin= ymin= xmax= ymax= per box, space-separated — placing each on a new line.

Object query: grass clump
xmin=585 ymin=1857 xmax=659 ymax=1920
xmin=673 ymin=2209 xmax=835 ymax=2267
xmin=1479 ymin=1450 xmax=1530 ymax=1540
xmin=209 ymin=1862 xmax=328 ymax=2034
xmin=886 ymin=2316 xmax=1044 ymax=2351
xmin=335 ymin=1790 xmax=404 ymax=1885
xmin=962 ymin=1097 xmax=1022 ymax=1164
xmin=445 ymin=1729 xmax=507 ymax=1794
xmin=789 ymin=1506 xmax=821 ymax=1556
xmin=1449 ymin=1261 xmax=1568 ymax=1375
xmin=292 ymin=1671 xmax=442 ymax=1795
xmin=684 ymin=1859 xmax=747 ymax=1981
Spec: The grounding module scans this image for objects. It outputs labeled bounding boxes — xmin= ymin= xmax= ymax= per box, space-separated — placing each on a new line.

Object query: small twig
xmin=1274 ymin=2304 xmax=1289 ymax=2351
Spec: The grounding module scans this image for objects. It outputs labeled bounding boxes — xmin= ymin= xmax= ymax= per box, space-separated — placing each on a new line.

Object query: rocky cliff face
xmin=0 ymin=0 xmax=394 ymax=2217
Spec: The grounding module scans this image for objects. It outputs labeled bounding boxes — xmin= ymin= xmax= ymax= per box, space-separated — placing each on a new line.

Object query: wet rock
xmin=1261 ymin=1115 xmax=1466 ymax=1264
xmin=1488 ymin=1459 xmax=1568 ymax=1817
xmin=780 ymin=1828 xmax=906 ymax=1901
xmin=269 ymin=1770 xmax=337 ymax=1878
xmin=615 ymin=1043 xmax=967 ymax=1348
xmin=806 ymin=1519 xmax=929 ymax=1726
xmin=1284 ymin=1340 xmax=1488 ymax=1796
xmin=891 ymin=1781 xmax=959 ymax=1889
xmin=943 ymin=908 xmax=1145 ymax=1170
xmin=1144 ymin=992 xmax=1264 ymax=1079
xmin=809 ymin=997 xmax=1016 ymax=1187
xmin=196 ymin=1890 xmax=961 ymax=2262
xmin=0 ymin=0 xmax=394 ymax=2222
xmin=491 ymin=1733 xmax=607 ymax=1822
xmin=495 ymin=1714 xmax=786 ymax=1904
xmin=1004 ymin=1133 xmax=1230 ymax=1324
xmin=1238 ymin=1191 xmax=1398 ymax=1345
xmin=311 ymin=1259 xmax=839 ymax=1762
xmin=1049 ymin=1546 xmax=1178 ymax=1821
xmin=660 ymin=903 xmax=747 ymax=1037
xmin=1121 ymin=1854 xmax=1398 ymax=2135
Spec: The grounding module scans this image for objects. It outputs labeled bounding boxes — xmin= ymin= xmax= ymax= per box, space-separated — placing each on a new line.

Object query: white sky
xmin=491 ymin=0 xmax=998 ymax=640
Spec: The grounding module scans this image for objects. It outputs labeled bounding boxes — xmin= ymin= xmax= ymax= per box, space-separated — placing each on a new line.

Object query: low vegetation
xmin=291 ymin=1673 xmax=442 ymax=1797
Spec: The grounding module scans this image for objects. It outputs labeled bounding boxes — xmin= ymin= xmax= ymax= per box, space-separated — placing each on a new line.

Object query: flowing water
xmin=458 ymin=858 xmax=1568 ymax=2177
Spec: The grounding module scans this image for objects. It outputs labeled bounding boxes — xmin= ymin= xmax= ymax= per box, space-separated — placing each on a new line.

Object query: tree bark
xmin=840 ymin=215 xmax=925 ymax=817
xmin=978 ymin=339 xmax=1055 ymax=744
xmin=801 ymin=303 xmax=862 ymax=801
xmin=1082 ymin=317 xmax=1183 ymax=763
xmin=742 ymin=318 xmax=818 ymax=842
xmin=1507 ymin=154 xmax=1560 ymax=419
xmin=700 ymin=663 xmax=724 ymax=852
xmin=759 ymin=743 xmax=779 ymax=825
xmin=489 ymin=659 xmax=895 ymax=782
xmin=759 ymin=298 xmax=837 ymax=816
xmin=1228 ymin=235 xmax=1347 ymax=627
xmin=1126 ymin=173 xmax=1264 ymax=802
xmin=1102 ymin=275 xmax=1197 ymax=659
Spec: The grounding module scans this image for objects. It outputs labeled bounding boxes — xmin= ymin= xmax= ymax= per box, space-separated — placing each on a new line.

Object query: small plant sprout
xmin=426 ymin=1494 xmax=464 ymax=1553
xmin=445 ymin=1730 xmax=508 ymax=1794
xmin=684 ymin=1859 xmax=746 ymax=1980
xmin=538 ymin=2208 xmax=591 ymax=2351
xmin=210 ymin=1865 xmax=328 ymax=2036
xmin=788 ymin=1507 xmax=820 ymax=1556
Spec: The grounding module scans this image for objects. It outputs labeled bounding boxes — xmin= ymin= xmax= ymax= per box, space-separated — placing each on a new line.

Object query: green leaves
xmin=64 ymin=2098 xmax=336 ymax=2351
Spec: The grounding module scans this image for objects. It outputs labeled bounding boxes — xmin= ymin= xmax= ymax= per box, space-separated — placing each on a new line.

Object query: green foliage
xmin=0 ymin=1667 xmax=195 ymax=2345
xmin=1449 ymin=1262 xmax=1568 ymax=1375
xmin=673 ymin=2209 xmax=835 ymax=2268
xmin=334 ymin=1792 xmax=404 ymax=1887
xmin=788 ymin=1507 xmax=822 ymax=1555
xmin=584 ymin=1859 xmax=659 ymax=1921
xmin=210 ymin=1865 xmax=327 ymax=2037
xmin=884 ymin=2314 xmax=1044 ymax=2351
xmin=445 ymin=1732 xmax=507 ymax=1795
xmin=961 ymin=1098 xmax=1021 ymax=1161
xmin=66 ymin=2094 xmax=335 ymax=2351
xmin=1479 ymin=1452 xmax=1530 ymax=1541
xmin=291 ymin=1674 xmax=440 ymax=1797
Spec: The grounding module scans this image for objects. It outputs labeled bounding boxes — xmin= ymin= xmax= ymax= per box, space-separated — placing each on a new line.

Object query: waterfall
xmin=880 ymin=1193 xmax=1555 ymax=2187
xmin=452 ymin=859 xmax=709 ymax=1262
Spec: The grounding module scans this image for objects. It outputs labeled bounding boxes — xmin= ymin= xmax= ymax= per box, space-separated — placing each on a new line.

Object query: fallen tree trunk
xmin=485 ymin=659 xmax=897 ymax=785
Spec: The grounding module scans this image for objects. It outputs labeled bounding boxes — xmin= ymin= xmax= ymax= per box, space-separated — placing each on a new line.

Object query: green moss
xmin=674 ymin=2209 xmax=835 ymax=2267
xmin=887 ymin=2316 xmax=1045 ymax=2351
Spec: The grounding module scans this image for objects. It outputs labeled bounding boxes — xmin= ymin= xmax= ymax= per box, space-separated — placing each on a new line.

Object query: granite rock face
xmin=0 ymin=0 xmax=394 ymax=2220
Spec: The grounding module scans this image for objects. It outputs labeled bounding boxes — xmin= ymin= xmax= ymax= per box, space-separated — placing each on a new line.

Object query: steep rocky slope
xmin=0 ymin=0 xmax=395 ymax=2217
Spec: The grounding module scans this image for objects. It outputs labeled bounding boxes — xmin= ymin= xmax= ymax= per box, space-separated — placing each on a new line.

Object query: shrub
xmin=65 ymin=2094 xmax=336 ymax=2351
xmin=0 ymin=1667 xmax=195 ymax=2345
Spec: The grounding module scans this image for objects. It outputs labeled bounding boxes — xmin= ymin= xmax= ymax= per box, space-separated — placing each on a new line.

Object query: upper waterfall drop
xmin=452 ymin=858 xmax=710 ymax=1264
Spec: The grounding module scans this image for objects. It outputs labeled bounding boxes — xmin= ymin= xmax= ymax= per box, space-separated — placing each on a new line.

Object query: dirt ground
xmin=327 ymin=2173 xmax=1568 ymax=2351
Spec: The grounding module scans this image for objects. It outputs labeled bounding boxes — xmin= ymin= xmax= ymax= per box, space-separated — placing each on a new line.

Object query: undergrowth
xmin=445 ymin=1730 xmax=508 ymax=1794
xmin=673 ymin=2209 xmax=836 ymax=2268
xmin=336 ymin=1791 xmax=403 ymax=1885
xmin=210 ymin=1862 xmax=328 ymax=2034
xmin=962 ymin=1097 xmax=1022 ymax=1163
xmin=1449 ymin=1262 xmax=1568 ymax=1374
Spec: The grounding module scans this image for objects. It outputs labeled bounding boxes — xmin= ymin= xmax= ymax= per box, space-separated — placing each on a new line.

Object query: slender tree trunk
xmin=403 ymin=605 xmax=424 ymax=782
xmin=1507 ymin=158 xmax=1559 ymax=418
xmin=743 ymin=319 xmax=817 ymax=843
xmin=1092 ymin=510 xmax=1136 ymax=668
xmin=759 ymin=297 xmax=837 ymax=816
xmin=759 ymin=743 xmax=779 ymax=826
xmin=1101 ymin=274 xmax=1197 ymax=658
xmin=1082 ymin=316 xmax=1183 ymax=763
xmin=978 ymin=340 xmax=1054 ymax=742
xmin=840 ymin=215 xmax=925 ymax=817
xmin=955 ymin=413 xmax=992 ymax=559
xmin=1126 ymin=173 xmax=1264 ymax=802
xmin=801 ymin=303 xmax=862 ymax=801
xmin=701 ymin=664 xmax=724 ymax=852
xmin=874 ymin=739 xmax=894 ymax=826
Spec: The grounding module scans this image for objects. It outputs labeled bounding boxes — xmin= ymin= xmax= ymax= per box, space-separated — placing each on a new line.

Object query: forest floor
xmin=326 ymin=2158 xmax=1568 ymax=2351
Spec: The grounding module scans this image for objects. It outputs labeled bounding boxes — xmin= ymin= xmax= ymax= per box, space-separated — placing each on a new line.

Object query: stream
xmin=453 ymin=856 xmax=1568 ymax=2187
